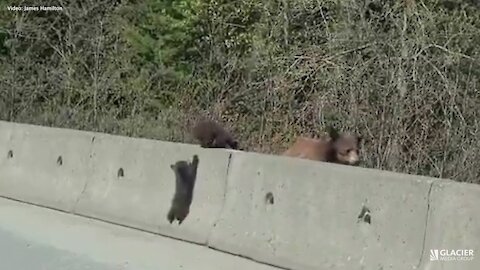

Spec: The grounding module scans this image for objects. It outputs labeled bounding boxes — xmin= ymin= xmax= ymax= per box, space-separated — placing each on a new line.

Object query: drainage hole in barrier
xmin=7 ymin=150 xmax=13 ymax=159
xmin=265 ymin=192 xmax=274 ymax=205
xmin=117 ymin=168 xmax=124 ymax=178
xmin=357 ymin=205 xmax=371 ymax=224
xmin=57 ymin=156 xmax=63 ymax=166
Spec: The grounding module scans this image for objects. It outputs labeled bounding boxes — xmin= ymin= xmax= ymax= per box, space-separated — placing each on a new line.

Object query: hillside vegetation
xmin=0 ymin=0 xmax=479 ymax=183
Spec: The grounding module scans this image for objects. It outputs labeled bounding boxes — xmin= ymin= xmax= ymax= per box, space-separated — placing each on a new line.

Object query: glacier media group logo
xmin=430 ymin=249 xmax=474 ymax=261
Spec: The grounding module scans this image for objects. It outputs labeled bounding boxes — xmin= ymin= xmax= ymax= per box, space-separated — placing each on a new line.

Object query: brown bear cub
xmin=282 ymin=126 xmax=361 ymax=166
xmin=167 ymin=154 xmax=199 ymax=225
xmin=192 ymin=119 xmax=239 ymax=149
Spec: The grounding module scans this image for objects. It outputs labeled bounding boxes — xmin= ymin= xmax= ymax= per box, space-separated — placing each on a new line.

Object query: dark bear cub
xmin=167 ymin=155 xmax=199 ymax=225
xmin=192 ymin=119 xmax=239 ymax=149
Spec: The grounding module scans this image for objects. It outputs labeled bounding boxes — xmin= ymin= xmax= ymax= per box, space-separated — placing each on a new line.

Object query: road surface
xmin=0 ymin=197 xmax=282 ymax=270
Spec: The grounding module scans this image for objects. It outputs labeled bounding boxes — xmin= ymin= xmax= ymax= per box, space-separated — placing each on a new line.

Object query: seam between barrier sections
xmin=206 ymin=152 xmax=233 ymax=245
xmin=72 ymin=135 xmax=97 ymax=213
xmin=415 ymin=180 xmax=434 ymax=269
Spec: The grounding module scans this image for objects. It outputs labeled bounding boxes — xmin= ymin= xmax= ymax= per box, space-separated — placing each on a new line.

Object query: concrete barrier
xmin=0 ymin=120 xmax=231 ymax=245
xmin=0 ymin=121 xmax=94 ymax=212
xmin=1 ymin=120 xmax=479 ymax=270
xmin=73 ymin=132 xmax=230 ymax=244
xmin=208 ymin=151 xmax=438 ymax=270
xmin=419 ymin=180 xmax=480 ymax=270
